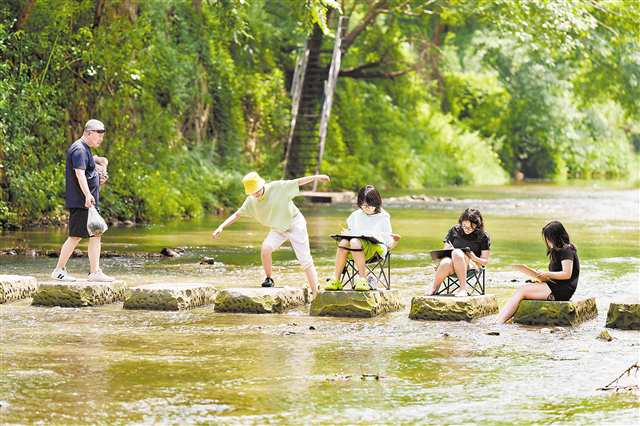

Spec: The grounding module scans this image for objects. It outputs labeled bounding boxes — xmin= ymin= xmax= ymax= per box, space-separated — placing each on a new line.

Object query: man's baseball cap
xmin=84 ymin=119 xmax=105 ymax=132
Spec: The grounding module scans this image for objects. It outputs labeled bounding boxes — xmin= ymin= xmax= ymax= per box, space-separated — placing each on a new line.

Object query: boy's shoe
xmin=261 ymin=277 xmax=275 ymax=288
xmin=324 ymin=279 xmax=343 ymax=291
xmin=354 ymin=277 xmax=369 ymax=291
xmin=51 ymin=267 xmax=76 ymax=282
xmin=367 ymin=275 xmax=378 ymax=290
xmin=87 ymin=269 xmax=115 ymax=282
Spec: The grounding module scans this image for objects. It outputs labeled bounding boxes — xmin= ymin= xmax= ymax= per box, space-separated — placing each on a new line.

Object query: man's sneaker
xmin=87 ymin=269 xmax=115 ymax=282
xmin=51 ymin=268 xmax=76 ymax=282
xmin=354 ymin=277 xmax=369 ymax=291
xmin=325 ymin=279 xmax=343 ymax=291
xmin=261 ymin=277 xmax=275 ymax=287
xmin=367 ymin=275 xmax=378 ymax=290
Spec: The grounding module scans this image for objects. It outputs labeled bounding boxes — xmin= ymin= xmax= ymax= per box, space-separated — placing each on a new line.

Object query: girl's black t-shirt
xmin=444 ymin=225 xmax=491 ymax=257
xmin=548 ymin=245 xmax=580 ymax=292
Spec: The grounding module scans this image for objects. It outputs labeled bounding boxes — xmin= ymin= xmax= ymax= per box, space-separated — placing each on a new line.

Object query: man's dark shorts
xmin=68 ymin=208 xmax=91 ymax=238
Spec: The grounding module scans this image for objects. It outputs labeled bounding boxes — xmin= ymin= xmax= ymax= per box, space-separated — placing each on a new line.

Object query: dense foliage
xmin=1 ymin=0 xmax=638 ymax=227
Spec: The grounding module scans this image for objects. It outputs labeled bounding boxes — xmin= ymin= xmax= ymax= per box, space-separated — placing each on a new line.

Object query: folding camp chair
xmin=435 ymin=267 xmax=486 ymax=296
xmin=337 ymin=234 xmax=400 ymax=290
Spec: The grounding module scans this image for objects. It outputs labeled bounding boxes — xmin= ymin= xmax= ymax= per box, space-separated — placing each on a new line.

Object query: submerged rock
xmin=409 ymin=295 xmax=498 ymax=321
xmin=160 ymin=247 xmax=181 ymax=257
xmin=0 ymin=275 xmax=38 ymax=303
xmin=214 ymin=286 xmax=307 ymax=314
xmin=513 ymin=298 xmax=597 ymax=326
xmin=606 ymin=303 xmax=640 ymax=330
xmin=32 ymin=281 xmax=127 ymax=307
xmin=597 ymin=329 xmax=613 ymax=341
xmin=310 ymin=290 xmax=402 ymax=318
xmin=124 ymin=283 xmax=216 ymax=311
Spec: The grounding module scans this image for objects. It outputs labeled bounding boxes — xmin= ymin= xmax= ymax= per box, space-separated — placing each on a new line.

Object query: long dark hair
xmin=357 ymin=185 xmax=382 ymax=214
xmin=458 ymin=208 xmax=484 ymax=233
xmin=542 ymin=221 xmax=574 ymax=255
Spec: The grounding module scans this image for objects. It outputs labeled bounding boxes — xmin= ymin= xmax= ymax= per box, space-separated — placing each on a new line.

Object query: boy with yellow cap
xmin=213 ymin=172 xmax=330 ymax=297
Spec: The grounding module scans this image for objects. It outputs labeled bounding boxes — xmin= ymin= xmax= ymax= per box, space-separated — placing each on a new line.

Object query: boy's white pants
xmin=263 ymin=214 xmax=314 ymax=270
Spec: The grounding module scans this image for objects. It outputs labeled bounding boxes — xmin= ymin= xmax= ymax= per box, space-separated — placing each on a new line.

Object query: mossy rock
xmin=513 ymin=298 xmax=597 ymax=326
xmin=32 ymin=281 xmax=127 ymax=307
xmin=409 ymin=294 xmax=498 ymax=321
xmin=124 ymin=283 xmax=216 ymax=311
xmin=310 ymin=290 xmax=402 ymax=318
xmin=606 ymin=303 xmax=640 ymax=330
xmin=214 ymin=286 xmax=307 ymax=314
xmin=0 ymin=275 xmax=38 ymax=303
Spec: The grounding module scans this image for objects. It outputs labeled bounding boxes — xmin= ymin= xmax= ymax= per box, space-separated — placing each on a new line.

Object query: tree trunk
xmin=14 ymin=0 xmax=36 ymax=31
xmin=93 ymin=0 xmax=106 ymax=29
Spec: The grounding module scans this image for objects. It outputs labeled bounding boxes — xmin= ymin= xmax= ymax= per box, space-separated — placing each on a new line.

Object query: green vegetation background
xmin=1 ymin=0 xmax=638 ymax=226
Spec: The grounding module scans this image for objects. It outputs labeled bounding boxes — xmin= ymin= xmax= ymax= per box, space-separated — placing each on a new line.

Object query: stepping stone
xmin=606 ymin=303 xmax=640 ymax=330
xmin=214 ymin=287 xmax=307 ymax=314
xmin=0 ymin=275 xmax=38 ymax=303
xmin=32 ymin=280 xmax=127 ymax=307
xmin=513 ymin=298 xmax=597 ymax=326
xmin=124 ymin=283 xmax=216 ymax=311
xmin=310 ymin=290 xmax=402 ymax=318
xmin=409 ymin=294 xmax=498 ymax=321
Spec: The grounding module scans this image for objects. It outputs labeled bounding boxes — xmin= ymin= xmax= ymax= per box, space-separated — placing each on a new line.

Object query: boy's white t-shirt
xmin=237 ymin=180 xmax=301 ymax=232
xmin=346 ymin=209 xmax=393 ymax=250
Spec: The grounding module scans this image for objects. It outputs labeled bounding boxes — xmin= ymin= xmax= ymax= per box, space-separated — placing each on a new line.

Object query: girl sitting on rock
xmin=497 ymin=221 xmax=580 ymax=323
xmin=427 ymin=208 xmax=491 ymax=297
xmin=325 ymin=185 xmax=395 ymax=291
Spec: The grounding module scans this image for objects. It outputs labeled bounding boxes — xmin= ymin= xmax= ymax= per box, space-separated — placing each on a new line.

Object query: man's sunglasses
xmin=91 ymin=129 xmax=106 ymax=134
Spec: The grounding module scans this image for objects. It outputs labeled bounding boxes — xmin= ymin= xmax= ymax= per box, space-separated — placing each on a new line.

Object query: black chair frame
xmin=340 ymin=251 xmax=392 ymax=290
xmin=436 ymin=267 xmax=485 ymax=296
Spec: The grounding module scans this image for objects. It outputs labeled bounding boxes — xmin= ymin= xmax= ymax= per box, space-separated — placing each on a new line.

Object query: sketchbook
xmin=430 ymin=247 xmax=471 ymax=261
xmin=511 ymin=264 xmax=543 ymax=282
xmin=330 ymin=234 xmax=382 ymax=244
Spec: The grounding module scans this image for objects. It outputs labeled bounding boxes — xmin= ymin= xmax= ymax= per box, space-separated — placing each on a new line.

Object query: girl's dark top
xmin=546 ymin=245 xmax=579 ymax=301
xmin=443 ymin=225 xmax=491 ymax=257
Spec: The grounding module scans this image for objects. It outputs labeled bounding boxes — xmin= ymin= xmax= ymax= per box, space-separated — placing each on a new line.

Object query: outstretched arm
xmin=295 ymin=174 xmax=330 ymax=187
xmin=212 ymin=211 xmax=241 ymax=239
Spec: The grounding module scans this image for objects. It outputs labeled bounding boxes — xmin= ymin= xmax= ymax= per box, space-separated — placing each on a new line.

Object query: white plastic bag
xmin=87 ymin=206 xmax=108 ymax=236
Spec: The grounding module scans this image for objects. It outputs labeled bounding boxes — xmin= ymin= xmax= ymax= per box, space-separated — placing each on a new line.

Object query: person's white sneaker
xmin=51 ymin=268 xmax=76 ymax=282
xmin=367 ymin=275 xmax=378 ymax=290
xmin=87 ymin=269 xmax=115 ymax=282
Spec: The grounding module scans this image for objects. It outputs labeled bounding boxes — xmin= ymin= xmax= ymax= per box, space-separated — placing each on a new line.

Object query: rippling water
xmin=1 ymin=183 xmax=639 ymax=424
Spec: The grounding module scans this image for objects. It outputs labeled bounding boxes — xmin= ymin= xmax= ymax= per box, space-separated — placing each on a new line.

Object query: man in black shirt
xmin=51 ymin=119 xmax=114 ymax=282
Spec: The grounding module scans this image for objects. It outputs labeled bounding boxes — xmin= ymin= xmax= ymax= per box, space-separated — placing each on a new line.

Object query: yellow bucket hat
xmin=242 ymin=171 xmax=266 ymax=195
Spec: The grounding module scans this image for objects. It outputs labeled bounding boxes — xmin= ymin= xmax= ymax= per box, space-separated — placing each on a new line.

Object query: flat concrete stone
xmin=606 ymin=303 xmax=640 ymax=330
xmin=310 ymin=290 xmax=402 ymax=318
xmin=124 ymin=283 xmax=216 ymax=311
xmin=214 ymin=286 xmax=307 ymax=314
xmin=409 ymin=294 xmax=498 ymax=321
xmin=32 ymin=280 xmax=127 ymax=307
xmin=0 ymin=275 xmax=38 ymax=303
xmin=513 ymin=298 xmax=597 ymax=326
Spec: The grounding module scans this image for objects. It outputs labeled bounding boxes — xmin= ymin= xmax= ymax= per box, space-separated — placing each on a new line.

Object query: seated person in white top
xmin=325 ymin=185 xmax=394 ymax=291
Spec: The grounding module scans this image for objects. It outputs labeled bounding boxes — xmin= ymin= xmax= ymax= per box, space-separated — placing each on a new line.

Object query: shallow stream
xmin=1 ymin=183 xmax=639 ymax=424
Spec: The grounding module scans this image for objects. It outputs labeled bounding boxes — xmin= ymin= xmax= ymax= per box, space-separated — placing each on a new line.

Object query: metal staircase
xmin=284 ymin=16 xmax=347 ymax=187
